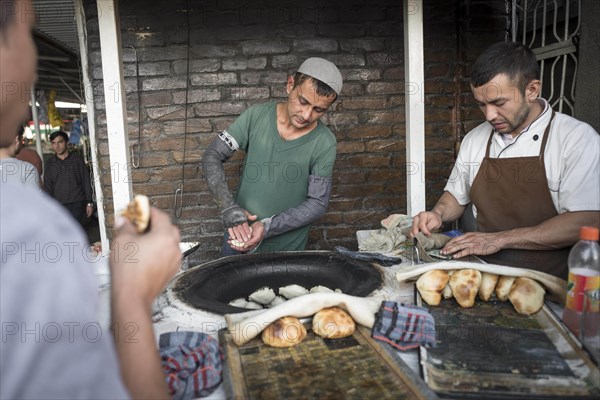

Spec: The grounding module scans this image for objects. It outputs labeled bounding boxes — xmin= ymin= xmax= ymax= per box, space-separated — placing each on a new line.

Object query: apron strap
xmin=539 ymin=110 xmax=555 ymax=163
xmin=484 ymin=129 xmax=494 ymax=157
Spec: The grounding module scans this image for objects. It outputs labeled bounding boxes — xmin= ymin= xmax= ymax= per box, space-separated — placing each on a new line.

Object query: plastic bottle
xmin=563 ymin=226 xmax=600 ymax=341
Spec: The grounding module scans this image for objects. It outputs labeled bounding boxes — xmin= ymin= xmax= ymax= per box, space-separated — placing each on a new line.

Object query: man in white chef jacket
xmin=411 ymin=41 xmax=600 ymax=278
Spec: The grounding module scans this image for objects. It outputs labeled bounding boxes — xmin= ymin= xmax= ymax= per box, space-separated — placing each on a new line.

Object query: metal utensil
xmin=413 ymin=237 xmax=421 ymax=265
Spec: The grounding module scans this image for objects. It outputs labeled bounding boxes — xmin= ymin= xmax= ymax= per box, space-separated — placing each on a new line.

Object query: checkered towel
xmin=371 ymin=301 xmax=436 ymax=350
xmin=159 ymin=331 xmax=223 ymax=399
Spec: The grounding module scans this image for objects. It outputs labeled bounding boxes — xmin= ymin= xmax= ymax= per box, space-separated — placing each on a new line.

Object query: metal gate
xmin=512 ymin=0 xmax=581 ymax=115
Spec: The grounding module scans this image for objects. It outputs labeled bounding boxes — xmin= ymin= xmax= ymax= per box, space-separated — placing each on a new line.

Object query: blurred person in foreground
xmin=0 ymin=1 xmax=181 ymax=398
xmin=411 ymin=42 xmax=599 ymax=278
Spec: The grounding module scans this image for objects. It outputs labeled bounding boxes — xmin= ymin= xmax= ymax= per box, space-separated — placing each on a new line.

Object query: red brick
xmin=337 ymin=141 xmax=365 ymax=154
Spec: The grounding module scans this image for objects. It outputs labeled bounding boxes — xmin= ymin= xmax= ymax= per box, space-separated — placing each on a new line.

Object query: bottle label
xmin=566 ymin=273 xmax=600 ymax=313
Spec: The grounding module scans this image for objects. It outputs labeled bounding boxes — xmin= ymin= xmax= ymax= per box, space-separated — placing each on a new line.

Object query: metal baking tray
xmin=417 ymin=293 xmax=600 ymax=399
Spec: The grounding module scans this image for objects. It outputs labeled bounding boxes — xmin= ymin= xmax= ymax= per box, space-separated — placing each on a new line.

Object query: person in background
xmin=202 ymin=57 xmax=342 ymax=255
xmin=0 ymin=126 xmax=40 ymax=188
xmin=44 ymin=130 xmax=94 ymax=225
xmin=0 ymin=1 xmax=182 ymax=398
xmin=411 ymin=42 xmax=600 ymax=278
xmin=15 ymin=132 xmax=43 ymax=178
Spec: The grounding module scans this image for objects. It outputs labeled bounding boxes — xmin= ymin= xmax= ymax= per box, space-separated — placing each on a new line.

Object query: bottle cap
xmin=580 ymin=226 xmax=599 ymax=241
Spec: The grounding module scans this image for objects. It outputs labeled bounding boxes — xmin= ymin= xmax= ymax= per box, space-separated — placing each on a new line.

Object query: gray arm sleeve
xmin=263 ymin=174 xmax=332 ymax=238
xmin=201 ymin=133 xmax=247 ymax=228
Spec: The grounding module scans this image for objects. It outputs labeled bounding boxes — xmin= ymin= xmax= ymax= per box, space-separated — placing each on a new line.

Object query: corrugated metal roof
xmin=32 ymin=0 xmax=82 ymax=103
xmin=33 ymin=0 xmax=79 ymax=54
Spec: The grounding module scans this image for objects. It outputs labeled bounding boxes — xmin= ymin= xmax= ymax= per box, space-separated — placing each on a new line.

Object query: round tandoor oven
xmin=171 ymin=251 xmax=384 ymax=315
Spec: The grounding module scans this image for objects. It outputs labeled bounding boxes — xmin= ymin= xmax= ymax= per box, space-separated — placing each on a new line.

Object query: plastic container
xmin=563 ymin=226 xmax=600 ymax=342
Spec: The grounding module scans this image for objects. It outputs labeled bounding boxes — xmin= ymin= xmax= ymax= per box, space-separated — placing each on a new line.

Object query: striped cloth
xmin=159 ymin=331 xmax=223 ymax=399
xmin=371 ymin=301 xmax=436 ymax=351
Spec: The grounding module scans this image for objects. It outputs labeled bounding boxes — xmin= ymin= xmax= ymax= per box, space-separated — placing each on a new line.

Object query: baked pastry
xmin=495 ymin=276 xmax=516 ymax=301
xmin=261 ymin=316 xmax=307 ymax=348
xmin=122 ymin=194 xmax=151 ymax=233
xmin=449 ymin=269 xmax=482 ymax=308
xmin=442 ymin=283 xmax=453 ymax=299
xmin=312 ymin=307 xmax=356 ymax=339
xmin=478 ymin=272 xmax=499 ymax=301
xmin=416 ymin=269 xmax=449 ymax=306
xmin=508 ymin=277 xmax=545 ymax=315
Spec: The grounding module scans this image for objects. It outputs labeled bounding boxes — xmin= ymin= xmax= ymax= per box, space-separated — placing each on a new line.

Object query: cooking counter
xmin=95 ymin=249 xmax=596 ymax=399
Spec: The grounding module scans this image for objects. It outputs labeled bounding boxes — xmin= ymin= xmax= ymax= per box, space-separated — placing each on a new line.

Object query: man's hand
xmin=228 ymin=210 xmax=257 ymax=245
xmin=86 ymin=204 xmax=94 ymax=218
xmin=230 ymin=221 xmax=265 ymax=252
xmin=411 ymin=210 xmax=443 ymax=237
xmin=109 ymin=207 xmax=181 ymax=399
xmin=441 ymin=231 xmax=503 ymax=258
xmin=111 ymin=207 xmax=181 ymax=305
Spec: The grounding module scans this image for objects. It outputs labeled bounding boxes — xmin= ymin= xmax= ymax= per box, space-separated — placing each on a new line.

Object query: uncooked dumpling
xmin=245 ymin=301 xmax=263 ymax=310
xmin=228 ymin=297 xmax=248 ymax=308
xmin=310 ymin=285 xmax=334 ymax=294
xmin=249 ymin=287 xmax=276 ymax=305
xmin=279 ymin=284 xmax=309 ymax=299
xmin=267 ymin=295 xmax=286 ymax=308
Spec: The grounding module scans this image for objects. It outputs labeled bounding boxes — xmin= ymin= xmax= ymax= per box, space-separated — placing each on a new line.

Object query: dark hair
xmin=470 ymin=42 xmax=539 ymax=95
xmin=50 ymin=130 xmax=68 ymax=142
xmin=0 ymin=0 xmax=16 ymax=34
xmin=292 ymin=72 xmax=337 ymax=100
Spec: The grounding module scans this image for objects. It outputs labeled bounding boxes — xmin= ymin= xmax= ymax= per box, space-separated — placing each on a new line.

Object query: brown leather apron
xmin=470 ymin=112 xmax=570 ymax=278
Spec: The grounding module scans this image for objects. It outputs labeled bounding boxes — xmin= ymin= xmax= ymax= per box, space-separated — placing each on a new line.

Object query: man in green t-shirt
xmin=202 ymin=57 xmax=343 ymax=254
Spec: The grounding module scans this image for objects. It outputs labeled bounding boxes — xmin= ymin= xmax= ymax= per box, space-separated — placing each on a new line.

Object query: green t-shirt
xmin=227 ymin=102 xmax=337 ymax=252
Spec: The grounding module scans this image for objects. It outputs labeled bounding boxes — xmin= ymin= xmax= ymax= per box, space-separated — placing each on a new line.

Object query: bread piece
xmin=508 ymin=277 xmax=545 ymax=315
xmin=449 ymin=269 xmax=482 ymax=308
xmin=420 ymin=290 xmax=443 ymax=306
xmin=442 ymin=283 xmax=453 ymax=299
xmin=416 ymin=269 xmax=449 ymax=292
xmin=495 ymin=276 xmax=516 ymax=301
xmin=122 ymin=194 xmax=151 ymax=233
xmin=478 ymin=272 xmax=499 ymax=301
xmin=261 ymin=316 xmax=307 ymax=348
xmin=312 ymin=307 xmax=356 ymax=339
xmin=416 ymin=269 xmax=449 ymax=306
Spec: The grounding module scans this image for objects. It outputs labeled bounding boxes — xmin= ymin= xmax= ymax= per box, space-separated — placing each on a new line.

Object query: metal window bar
xmin=512 ymin=0 xmax=581 ymax=116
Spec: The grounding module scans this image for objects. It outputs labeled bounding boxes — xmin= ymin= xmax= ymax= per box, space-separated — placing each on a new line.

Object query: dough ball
xmin=245 ymin=301 xmax=263 ymax=310
xmin=267 ymin=295 xmax=286 ymax=308
xmin=248 ymin=287 xmax=276 ymax=305
xmin=508 ymin=277 xmax=545 ymax=315
xmin=449 ymin=269 xmax=482 ymax=308
xmin=278 ymin=284 xmax=309 ymax=299
xmin=309 ymin=285 xmax=334 ymax=294
xmin=261 ymin=316 xmax=307 ymax=348
xmin=495 ymin=276 xmax=516 ymax=301
xmin=478 ymin=272 xmax=499 ymax=301
xmin=228 ymin=297 xmax=248 ymax=308
xmin=312 ymin=307 xmax=356 ymax=339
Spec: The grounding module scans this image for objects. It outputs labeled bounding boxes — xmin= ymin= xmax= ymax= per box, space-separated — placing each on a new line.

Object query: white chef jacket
xmin=445 ymin=98 xmax=600 ymax=218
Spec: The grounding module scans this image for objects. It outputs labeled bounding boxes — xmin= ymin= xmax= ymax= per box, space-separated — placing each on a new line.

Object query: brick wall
xmin=84 ymin=0 xmax=506 ymax=264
